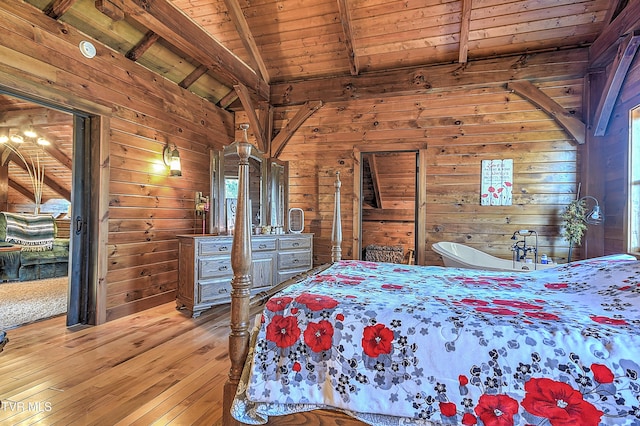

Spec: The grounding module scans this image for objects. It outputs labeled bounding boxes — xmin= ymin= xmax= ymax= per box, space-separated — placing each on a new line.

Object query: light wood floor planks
xmin=0 ymin=302 xmax=231 ymax=425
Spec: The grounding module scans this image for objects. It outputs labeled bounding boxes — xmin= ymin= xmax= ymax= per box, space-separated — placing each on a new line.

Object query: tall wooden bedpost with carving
xmin=223 ymin=125 xmax=253 ymax=426
xmin=332 ymin=171 xmax=342 ymax=262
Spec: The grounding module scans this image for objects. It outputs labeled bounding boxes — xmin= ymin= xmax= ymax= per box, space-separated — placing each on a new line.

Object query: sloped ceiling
xmin=0 ymin=93 xmax=74 ymax=206
xmin=17 ymin=0 xmax=629 ymax=112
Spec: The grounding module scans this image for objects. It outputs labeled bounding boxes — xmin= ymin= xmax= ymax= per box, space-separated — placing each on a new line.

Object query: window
xmin=629 ymin=107 xmax=640 ymax=253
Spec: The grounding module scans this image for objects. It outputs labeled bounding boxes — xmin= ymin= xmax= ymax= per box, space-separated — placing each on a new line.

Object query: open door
xmin=0 ymin=88 xmax=100 ymax=327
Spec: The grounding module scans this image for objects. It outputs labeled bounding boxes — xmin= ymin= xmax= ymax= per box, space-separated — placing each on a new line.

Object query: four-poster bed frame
xmin=222 ymin=141 xmax=355 ymax=425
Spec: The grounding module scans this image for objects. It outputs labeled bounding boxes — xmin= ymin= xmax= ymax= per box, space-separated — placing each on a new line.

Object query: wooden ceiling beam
xmin=0 ymin=108 xmax=72 ymax=127
xmin=217 ymin=89 xmax=239 ymax=110
xmin=95 ymin=0 xmax=125 ymax=21
xmin=42 ymin=143 xmax=73 ymax=171
xmin=179 ymin=64 xmax=209 ymax=89
xmin=507 ymin=79 xmax=585 ymax=145
xmin=593 ymin=31 xmax=640 ymax=136
xmin=271 ymin=49 xmax=588 ymax=106
xmin=126 ymin=30 xmax=161 ymax=61
xmin=234 ymin=84 xmax=267 ymax=153
xmin=223 ymin=0 xmax=270 ymax=83
xmin=271 ymin=100 xmax=323 ymax=158
xmin=258 ymin=102 xmax=273 ymax=153
xmin=336 ymin=0 xmax=359 ymax=75
xmin=8 ymin=179 xmax=34 ymax=201
xmin=458 ymin=0 xmax=472 ymax=63
xmin=1 ymin=149 xmax=12 ymax=167
xmin=44 ymin=0 xmax=78 ymax=20
xmin=11 ymin=159 xmax=71 ymax=201
xmin=106 ymin=0 xmax=269 ymax=102
xmin=589 ymin=0 xmax=640 ymax=69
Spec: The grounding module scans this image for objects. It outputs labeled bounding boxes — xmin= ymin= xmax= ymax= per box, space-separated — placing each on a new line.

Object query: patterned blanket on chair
xmin=0 ymin=212 xmax=55 ymax=251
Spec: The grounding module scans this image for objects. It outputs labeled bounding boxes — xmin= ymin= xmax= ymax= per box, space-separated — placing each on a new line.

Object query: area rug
xmin=0 ymin=277 xmax=67 ymax=329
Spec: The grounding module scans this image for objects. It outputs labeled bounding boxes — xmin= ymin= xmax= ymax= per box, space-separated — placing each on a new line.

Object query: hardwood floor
xmin=0 ymin=302 xmax=231 ymax=425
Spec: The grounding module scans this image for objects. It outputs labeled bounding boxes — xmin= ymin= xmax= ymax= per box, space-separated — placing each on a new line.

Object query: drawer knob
xmin=219 ymin=265 xmax=228 ymax=271
xmin=259 ymin=244 xmax=267 ymax=249
xmin=219 ymin=288 xmax=228 ymax=294
xmin=219 ymin=246 xmax=228 ymax=251
xmin=293 ymin=242 xmax=300 ymax=247
xmin=293 ymin=258 xmax=299 ymax=263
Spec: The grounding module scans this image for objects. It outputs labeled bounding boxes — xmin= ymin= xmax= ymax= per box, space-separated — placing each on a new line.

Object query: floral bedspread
xmin=232 ymin=255 xmax=640 ymax=425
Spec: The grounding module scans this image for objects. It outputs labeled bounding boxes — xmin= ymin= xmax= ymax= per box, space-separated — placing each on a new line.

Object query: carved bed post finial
xmin=332 ymin=171 xmax=342 ymax=262
xmin=223 ymin=124 xmax=253 ymax=425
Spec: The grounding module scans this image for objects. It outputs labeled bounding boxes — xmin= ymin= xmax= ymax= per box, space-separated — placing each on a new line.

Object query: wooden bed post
xmin=332 ymin=171 xmax=342 ymax=262
xmin=223 ymin=127 xmax=253 ymax=426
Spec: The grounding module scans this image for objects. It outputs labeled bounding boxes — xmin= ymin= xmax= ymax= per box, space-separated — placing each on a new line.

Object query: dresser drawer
xmin=252 ymin=238 xmax=276 ymax=251
xmin=198 ymin=279 xmax=230 ymax=302
xmin=279 ymin=237 xmax=311 ymax=250
xmin=199 ymin=257 xmax=232 ymax=279
xmin=278 ymin=251 xmax=312 ymax=270
xmin=199 ymin=239 xmax=232 ymax=256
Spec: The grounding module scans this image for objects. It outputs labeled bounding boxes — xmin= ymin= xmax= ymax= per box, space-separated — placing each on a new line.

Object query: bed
xmin=222 ymin=143 xmax=640 ymax=425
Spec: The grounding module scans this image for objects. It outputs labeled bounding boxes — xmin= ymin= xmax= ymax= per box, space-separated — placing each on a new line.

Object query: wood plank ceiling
xmin=0 ymin=94 xmax=74 ymax=210
xmin=18 ymin=0 xmax=622 ymax=111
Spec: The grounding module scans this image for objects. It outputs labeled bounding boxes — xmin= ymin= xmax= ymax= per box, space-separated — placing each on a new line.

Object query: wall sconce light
xmin=163 ymin=143 xmax=182 ymax=176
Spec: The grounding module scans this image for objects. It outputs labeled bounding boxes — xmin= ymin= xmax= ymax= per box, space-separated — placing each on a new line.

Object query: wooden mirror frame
xmin=211 ymin=143 xmax=267 ymax=234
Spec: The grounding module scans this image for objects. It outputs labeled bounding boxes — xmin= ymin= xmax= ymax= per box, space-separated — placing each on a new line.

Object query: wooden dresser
xmin=176 ymin=233 xmax=313 ymax=317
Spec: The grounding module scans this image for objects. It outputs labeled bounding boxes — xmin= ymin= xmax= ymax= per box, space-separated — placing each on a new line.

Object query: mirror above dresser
xmin=210 ymin=125 xmax=289 ymax=235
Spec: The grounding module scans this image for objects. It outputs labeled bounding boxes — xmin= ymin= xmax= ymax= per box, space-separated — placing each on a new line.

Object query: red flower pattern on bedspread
xmin=591 ymin=363 xmax=614 ymax=384
xmin=361 ymin=323 xmax=394 ymax=358
xmin=238 ymin=257 xmax=640 ymax=425
xmin=521 ymin=378 xmax=603 ymax=426
xmin=475 ymin=394 xmax=519 ymax=426
xmin=265 ymin=296 xmax=292 ymax=312
xmin=303 ymin=320 xmax=334 ymax=352
xmin=265 ymin=315 xmax=300 ymax=348
xmin=294 ymin=293 xmax=338 ymax=311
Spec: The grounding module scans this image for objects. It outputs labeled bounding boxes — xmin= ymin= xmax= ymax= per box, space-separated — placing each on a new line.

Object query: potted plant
xmin=561 ymin=198 xmax=587 ymax=262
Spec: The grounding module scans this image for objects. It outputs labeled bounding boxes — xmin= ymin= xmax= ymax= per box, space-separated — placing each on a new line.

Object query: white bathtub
xmin=432 ymin=241 xmax=557 ymax=272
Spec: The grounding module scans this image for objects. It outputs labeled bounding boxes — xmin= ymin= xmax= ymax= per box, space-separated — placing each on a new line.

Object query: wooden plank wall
xmin=586 ymin=53 xmax=640 ymax=256
xmin=0 ymin=2 xmax=234 ymax=321
xmin=261 ymin=49 xmax=588 ymax=266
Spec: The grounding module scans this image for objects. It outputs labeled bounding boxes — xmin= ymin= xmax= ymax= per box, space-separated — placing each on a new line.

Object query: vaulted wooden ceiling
xmin=17 ymin=0 xmax=629 ymax=113
xmin=0 ymin=94 xmax=74 ymax=208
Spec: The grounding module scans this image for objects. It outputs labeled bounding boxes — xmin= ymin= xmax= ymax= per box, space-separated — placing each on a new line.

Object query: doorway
xmin=361 ymin=151 xmax=417 ymax=263
xmin=0 ymin=89 xmax=96 ymax=327
xmin=354 ymin=145 xmax=427 ymax=264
